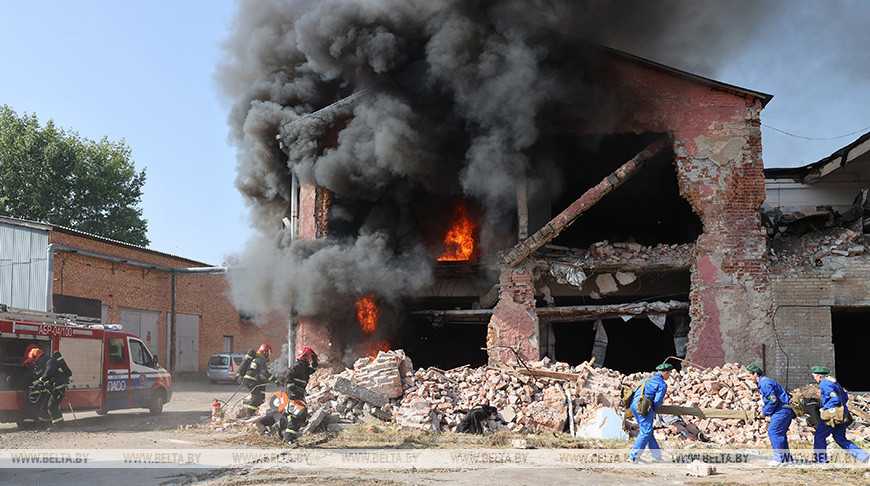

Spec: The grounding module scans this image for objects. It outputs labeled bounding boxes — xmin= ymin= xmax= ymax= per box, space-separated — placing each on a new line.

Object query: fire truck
xmin=0 ymin=306 xmax=172 ymax=426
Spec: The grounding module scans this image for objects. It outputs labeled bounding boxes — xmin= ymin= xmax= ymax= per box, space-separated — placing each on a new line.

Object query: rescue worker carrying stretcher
xmin=628 ymin=363 xmax=672 ymax=463
xmin=241 ymin=344 xmax=277 ymax=417
xmin=746 ymin=364 xmax=794 ymax=466
xmin=256 ymin=347 xmax=318 ymax=444
xmin=810 ymin=366 xmax=869 ymax=464
xmin=38 ymin=350 xmax=72 ymax=429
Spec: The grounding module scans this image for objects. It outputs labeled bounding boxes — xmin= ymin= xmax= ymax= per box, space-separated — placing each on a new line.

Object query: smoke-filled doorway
xmin=831 ymin=308 xmax=870 ymax=390
xmin=397 ymin=316 xmax=488 ymax=370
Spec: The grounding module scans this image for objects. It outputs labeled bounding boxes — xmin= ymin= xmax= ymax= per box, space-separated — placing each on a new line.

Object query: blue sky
xmin=1 ymin=2 xmax=868 ymax=265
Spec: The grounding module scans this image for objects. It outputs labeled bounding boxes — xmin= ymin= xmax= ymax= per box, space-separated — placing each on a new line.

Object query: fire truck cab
xmin=0 ymin=307 xmax=172 ymax=425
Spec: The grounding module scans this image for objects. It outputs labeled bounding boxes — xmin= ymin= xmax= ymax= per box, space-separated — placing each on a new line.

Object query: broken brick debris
xmin=207 ymin=350 xmax=870 ymax=447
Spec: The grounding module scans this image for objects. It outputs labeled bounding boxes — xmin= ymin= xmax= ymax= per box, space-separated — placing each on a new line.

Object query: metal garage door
xmin=120 ymin=308 xmax=159 ymax=354
xmin=168 ymin=313 xmax=200 ymax=372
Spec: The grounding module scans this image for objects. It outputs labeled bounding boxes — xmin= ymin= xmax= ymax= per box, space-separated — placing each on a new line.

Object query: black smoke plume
xmin=218 ymin=0 xmax=777 ymax=329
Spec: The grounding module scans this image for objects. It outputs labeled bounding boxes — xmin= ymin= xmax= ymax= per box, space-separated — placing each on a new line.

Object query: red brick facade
xmin=293 ymin=50 xmax=772 ymax=370
xmin=488 ymin=53 xmax=771 ymax=367
xmin=49 ymin=229 xmax=287 ymax=372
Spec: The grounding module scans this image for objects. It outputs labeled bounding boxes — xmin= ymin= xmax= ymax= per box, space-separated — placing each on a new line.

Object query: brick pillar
xmin=487 ymin=264 xmax=540 ymax=364
xmin=294 ymin=182 xmax=343 ymax=370
xmin=674 ymin=119 xmax=772 ymax=367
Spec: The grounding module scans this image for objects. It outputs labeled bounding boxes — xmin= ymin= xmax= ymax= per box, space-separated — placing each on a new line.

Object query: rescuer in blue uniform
xmin=629 ymin=363 xmax=672 ymax=463
xmin=746 ymin=364 xmax=793 ymax=465
xmin=810 ymin=366 xmax=869 ymax=464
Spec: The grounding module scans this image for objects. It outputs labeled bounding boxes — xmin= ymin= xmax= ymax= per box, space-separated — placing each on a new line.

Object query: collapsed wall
xmin=488 ymin=50 xmax=772 ymax=369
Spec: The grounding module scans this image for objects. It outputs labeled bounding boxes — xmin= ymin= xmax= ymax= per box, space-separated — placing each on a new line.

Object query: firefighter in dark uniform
xmin=276 ymin=346 xmax=318 ymax=443
xmin=241 ymin=344 xmax=277 ymax=417
xmin=255 ymin=347 xmax=318 ymax=444
xmin=21 ymin=347 xmax=49 ymax=429
xmin=236 ymin=348 xmax=257 ymax=384
xmin=39 ymin=350 xmax=72 ymax=429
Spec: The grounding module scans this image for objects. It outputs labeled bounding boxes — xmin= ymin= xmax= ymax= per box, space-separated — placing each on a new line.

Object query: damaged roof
xmin=765 ymin=131 xmax=870 ymax=184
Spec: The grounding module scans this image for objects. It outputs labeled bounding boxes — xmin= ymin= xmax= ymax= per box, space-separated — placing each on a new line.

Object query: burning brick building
xmin=219 ymin=1 xmax=780 ymax=375
xmin=272 ymin=45 xmax=772 ymax=372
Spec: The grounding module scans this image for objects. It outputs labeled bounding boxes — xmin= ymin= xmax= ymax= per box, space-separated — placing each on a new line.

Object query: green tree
xmin=0 ymin=105 xmax=148 ymax=245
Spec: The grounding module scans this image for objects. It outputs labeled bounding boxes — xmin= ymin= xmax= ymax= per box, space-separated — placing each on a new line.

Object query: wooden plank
xmin=412 ymin=300 xmax=689 ymax=325
xmin=657 ymin=405 xmax=756 ymax=423
xmin=535 ymin=300 xmax=689 ymax=323
xmin=850 ymin=406 xmax=870 ymax=422
xmin=509 ymin=368 xmax=581 ymax=381
xmin=504 ymin=138 xmax=669 ymax=267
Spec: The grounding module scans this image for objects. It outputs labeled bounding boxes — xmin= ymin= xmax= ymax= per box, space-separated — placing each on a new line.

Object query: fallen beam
xmin=506 ymin=368 xmax=580 ymax=381
xmin=657 ymin=405 xmax=756 ymax=423
xmin=535 ymin=300 xmax=689 ymax=323
xmin=504 ymin=137 xmax=670 ymax=267
xmin=850 ymin=406 xmax=870 ymax=423
xmin=412 ymin=300 xmax=688 ymax=325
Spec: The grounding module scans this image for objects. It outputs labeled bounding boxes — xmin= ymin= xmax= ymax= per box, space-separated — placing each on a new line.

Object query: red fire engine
xmin=0 ymin=306 xmax=172 ymax=426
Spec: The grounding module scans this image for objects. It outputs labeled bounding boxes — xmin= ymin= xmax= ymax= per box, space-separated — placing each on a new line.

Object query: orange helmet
xmin=21 ymin=344 xmax=39 ymax=366
xmin=27 ymin=347 xmax=43 ymax=362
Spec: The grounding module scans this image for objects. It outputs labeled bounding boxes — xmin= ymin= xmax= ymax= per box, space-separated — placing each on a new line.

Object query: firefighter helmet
xmin=257 ymin=343 xmax=272 ymax=356
xmin=21 ymin=344 xmax=39 ymax=366
xmin=27 ymin=347 xmax=43 ymax=362
xmin=297 ymin=347 xmax=316 ymax=360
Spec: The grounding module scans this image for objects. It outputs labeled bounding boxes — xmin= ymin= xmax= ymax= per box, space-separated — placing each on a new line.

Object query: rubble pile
xmin=210 ymin=350 xmax=870 ymax=447
xmin=541 ymin=240 xmax=693 ymax=268
xmin=770 ymin=228 xmax=868 ymax=268
xmin=588 ymin=241 xmax=693 ymax=265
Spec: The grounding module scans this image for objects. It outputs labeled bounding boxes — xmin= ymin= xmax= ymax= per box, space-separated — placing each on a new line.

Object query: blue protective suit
xmin=814 ymin=377 xmax=869 ymax=463
xmin=629 ymin=372 xmax=668 ymax=460
xmin=758 ymin=375 xmax=793 ymax=463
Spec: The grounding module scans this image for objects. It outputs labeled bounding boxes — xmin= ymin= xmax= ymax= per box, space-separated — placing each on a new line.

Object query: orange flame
xmin=438 ymin=205 xmax=476 ymax=261
xmin=365 ymin=339 xmax=391 ymax=358
xmin=355 ymin=295 xmax=379 ymax=334
xmin=355 ymin=296 xmax=390 ymax=358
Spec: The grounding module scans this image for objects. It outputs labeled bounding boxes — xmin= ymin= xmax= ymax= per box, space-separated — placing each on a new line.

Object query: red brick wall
xmin=49 ymin=230 xmax=287 ymax=372
xmin=583 ymin=56 xmax=771 ymax=367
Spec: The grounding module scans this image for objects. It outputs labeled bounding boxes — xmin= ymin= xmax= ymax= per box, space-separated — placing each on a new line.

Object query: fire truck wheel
xmin=149 ymin=389 xmax=166 ymax=415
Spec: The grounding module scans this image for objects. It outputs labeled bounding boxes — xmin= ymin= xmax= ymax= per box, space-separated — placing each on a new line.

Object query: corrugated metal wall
xmin=0 ymin=221 xmax=49 ymax=311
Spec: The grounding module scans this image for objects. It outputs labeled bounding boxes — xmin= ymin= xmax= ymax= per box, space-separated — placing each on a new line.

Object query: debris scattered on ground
xmin=686 ymin=459 xmax=716 ymax=477
xmin=206 ymin=350 xmax=870 ymax=447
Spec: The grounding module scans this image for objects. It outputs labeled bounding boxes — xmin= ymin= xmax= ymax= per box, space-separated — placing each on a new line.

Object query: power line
xmin=762 ymin=123 xmax=870 ymax=141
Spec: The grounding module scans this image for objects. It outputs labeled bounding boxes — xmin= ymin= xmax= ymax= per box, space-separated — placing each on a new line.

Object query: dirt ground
xmin=1 ymin=380 xmax=868 ymax=485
